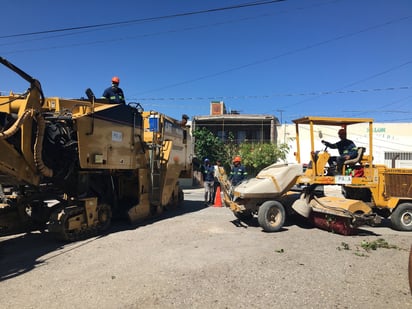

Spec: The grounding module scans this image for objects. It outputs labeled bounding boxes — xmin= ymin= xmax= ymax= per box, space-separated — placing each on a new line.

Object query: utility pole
xmin=276 ymin=109 xmax=284 ymax=125
xmin=276 ymin=109 xmax=285 ymax=143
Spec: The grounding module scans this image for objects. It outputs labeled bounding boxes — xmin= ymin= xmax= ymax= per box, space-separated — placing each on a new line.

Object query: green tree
xmin=192 ymin=127 xmax=225 ymax=166
xmin=193 ymin=127 xmax=291 ymax=177
xmin=238 ymin=142 xmax=290 ymax=177
xmin=222 ymin=132 xmax=237 ymax=168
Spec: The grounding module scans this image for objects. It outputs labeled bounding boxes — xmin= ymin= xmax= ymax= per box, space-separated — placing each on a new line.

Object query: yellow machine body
xmin=292 ymin=116 xmax=412 ymax=232
xmin=0 ymin=57 xmax=192 ymax=241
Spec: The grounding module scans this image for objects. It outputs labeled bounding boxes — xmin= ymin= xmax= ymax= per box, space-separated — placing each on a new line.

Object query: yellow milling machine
xmin=0 ymin=56 xmax=192 ymax=241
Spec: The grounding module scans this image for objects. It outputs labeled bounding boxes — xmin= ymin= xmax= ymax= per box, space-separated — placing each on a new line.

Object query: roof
xmin=292 ymin=116 xmax=374 ymax=126
xmin=194 ymin=114 xmax=276 ymax=121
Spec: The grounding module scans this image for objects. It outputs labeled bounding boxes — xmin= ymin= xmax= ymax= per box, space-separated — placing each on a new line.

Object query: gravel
xmin=0 ymin=188 xmax=411 ymax=308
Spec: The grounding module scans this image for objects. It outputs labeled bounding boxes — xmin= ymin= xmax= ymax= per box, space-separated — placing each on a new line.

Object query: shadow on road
xmin=0 ymin=198 xmax=207 ymax=282
xmin=0 ymin=232 xmax=62 ymax=281
xmin=228 ymin=212 xmax=387 ymax=237
xmin=229 ymin=213 xmax=316 ymax=232
xmin=108 ymin=199 xmax=208 ymax=233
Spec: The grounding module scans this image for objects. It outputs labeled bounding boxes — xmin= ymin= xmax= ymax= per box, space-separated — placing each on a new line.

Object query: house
xmin=192 ymin=101 xmax=280 ymax=144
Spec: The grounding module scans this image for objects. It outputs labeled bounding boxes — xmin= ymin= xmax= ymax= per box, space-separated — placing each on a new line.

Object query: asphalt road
xmin=0 ymin=188 xmax=411 ymax=308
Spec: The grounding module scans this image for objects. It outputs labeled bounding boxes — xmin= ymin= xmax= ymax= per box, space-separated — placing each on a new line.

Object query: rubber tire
xmin=390 ymin=203 xmax=412 ymax=231
xmin=257 ymin=201 xmax=286 ymax=232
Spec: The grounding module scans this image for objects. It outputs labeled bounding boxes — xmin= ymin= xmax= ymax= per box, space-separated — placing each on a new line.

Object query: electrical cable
xmin=0 ymin=1 xmax=285 ymax=39
xmin=130 ymin=85 xmax=411 ymax=101
xmin=133 ymin=14 xmax=412 ymax=96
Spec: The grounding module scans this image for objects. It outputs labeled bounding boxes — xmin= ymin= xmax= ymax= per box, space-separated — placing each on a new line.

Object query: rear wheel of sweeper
xmin=258 ymin=201 xmax=286 ymax=232
xmin=390 ymin=203 xmax=412 ymax=231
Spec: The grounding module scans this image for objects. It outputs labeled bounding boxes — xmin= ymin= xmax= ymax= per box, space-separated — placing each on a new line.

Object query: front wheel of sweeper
xmin=257 ymin=201 xmax=286 ymax=232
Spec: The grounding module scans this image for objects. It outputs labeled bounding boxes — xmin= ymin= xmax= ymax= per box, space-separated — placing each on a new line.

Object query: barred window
xmin=384 ymin=152 xmax=412 ymax=160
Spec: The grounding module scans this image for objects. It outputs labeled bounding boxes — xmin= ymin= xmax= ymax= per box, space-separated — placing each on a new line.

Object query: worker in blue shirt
xmin=102 ymin=76 xmax=125 ymax=104
xmin=229 ymin=156 xmax=248 ymax=186
xmin=322 ymin=128 xmax=358 ymax=175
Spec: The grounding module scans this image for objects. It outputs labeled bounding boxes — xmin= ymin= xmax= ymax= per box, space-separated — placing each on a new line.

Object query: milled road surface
xmin=1 ymin=188 xmax=411 ymax=308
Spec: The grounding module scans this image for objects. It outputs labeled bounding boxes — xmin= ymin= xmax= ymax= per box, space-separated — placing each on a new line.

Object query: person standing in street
xmin=202 ymin=158 xmax=215 ymax=205
xmin=229 ymin=156 xmax=247 ymax=186
xmin=212 ymin=160 xmax=223 ymax=203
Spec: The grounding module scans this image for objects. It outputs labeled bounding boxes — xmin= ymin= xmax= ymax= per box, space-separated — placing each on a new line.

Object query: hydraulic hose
xmin=34 ymin=113 xmax=53 ymax=178
xmin=0 ymin=56 xmax=51 ymax=177
xmin=0 ymin=108 xmax=53 ymax=177
xmin=0 ymin=109 xmax=33 ymax=139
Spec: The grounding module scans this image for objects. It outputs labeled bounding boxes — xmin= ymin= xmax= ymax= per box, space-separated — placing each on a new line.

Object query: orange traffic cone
xmin=213 ymin=186 xmax=222 ymax=207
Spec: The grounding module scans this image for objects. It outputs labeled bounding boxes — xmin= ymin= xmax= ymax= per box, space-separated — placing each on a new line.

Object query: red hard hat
xmin=112 ymin=76 xmax=120 ymax=84
xmin=233 ymin=156 xmax=241 ymax=163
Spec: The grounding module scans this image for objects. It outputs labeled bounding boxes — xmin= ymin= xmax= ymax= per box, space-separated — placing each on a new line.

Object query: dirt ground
xmin=0 ymin=188 xmax=411 ymax=309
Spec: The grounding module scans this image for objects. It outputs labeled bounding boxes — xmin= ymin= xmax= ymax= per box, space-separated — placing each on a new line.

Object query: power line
xmin=1 ymin=0 xmax=342 ymax=49
xmin=134 ymin=14 xmax=412 ymax=95
xmin=1 ymin=14 xmax=280 ymax=54
xmin=0 ymin=1 xmax=285 ymax=39
xmin=277 ymin=58 xmax=412 ymax=114
xmin=344 ymin=93 xmax=412 ymax=119
xmin=131 ymin=85 xmax=411 ymax=101
xmin=0 ymin=0 xmax=340 ymax=53
xmin=343 ymin=110 xmax=412 ymax=114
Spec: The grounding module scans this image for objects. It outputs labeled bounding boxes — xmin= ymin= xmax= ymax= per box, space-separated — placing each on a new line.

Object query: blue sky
xmin=1 ymin=0 xmax=411 ymax=123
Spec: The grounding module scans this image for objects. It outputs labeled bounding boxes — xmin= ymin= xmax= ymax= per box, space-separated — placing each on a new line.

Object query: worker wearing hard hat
xmin=229 ymin=156 xmax=248 ymax=186
xmin=102 ymin=76 xmax=126 ymax=104
xmin=322 ymin=128 xmax=358 ymax=175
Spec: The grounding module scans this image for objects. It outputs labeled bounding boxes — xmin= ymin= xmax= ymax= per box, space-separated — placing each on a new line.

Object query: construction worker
xmin=212 ymin=159 xmax=223 ymax=203
xmin=180 ymin=114 xmax=189 ymax=127
xmin=180 ymin=114 xmax=190 ymax=144
xmin=322 ymin=128 xmax=358 ymax=175
xmin=229 ymin=156 xmax=247 ymax=186
xmin=202 ymin=158 xmax=215 ymax=205
xmin=102 ymin=76 xmax=125 ymax=104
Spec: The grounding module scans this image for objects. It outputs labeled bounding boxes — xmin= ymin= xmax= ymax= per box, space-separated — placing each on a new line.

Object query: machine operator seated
xmin=322 ymin=128 xmax=358 ymax=175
